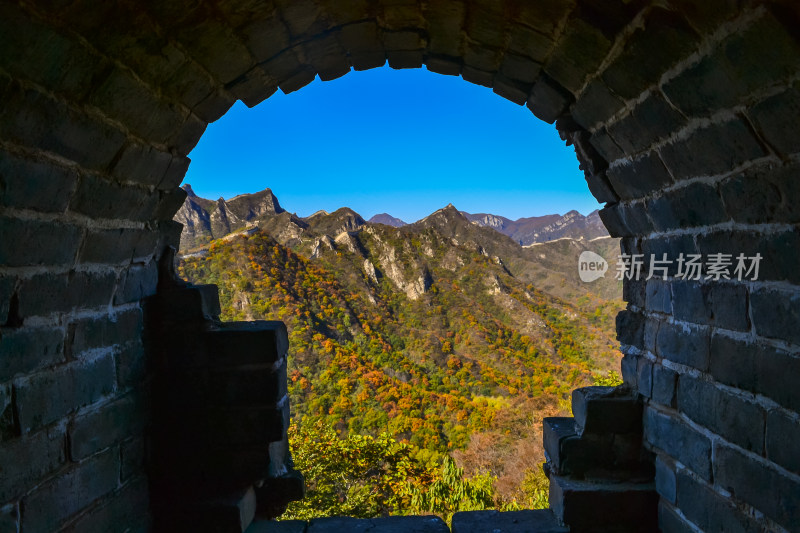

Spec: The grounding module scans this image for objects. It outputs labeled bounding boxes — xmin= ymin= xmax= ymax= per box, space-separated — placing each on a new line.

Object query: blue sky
xmin=184 ymin=65 xmax=599 ymax=223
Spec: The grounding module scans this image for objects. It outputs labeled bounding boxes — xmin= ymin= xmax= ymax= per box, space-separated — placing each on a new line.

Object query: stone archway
xmin=0 ymin=1 xmax=798 ymax=531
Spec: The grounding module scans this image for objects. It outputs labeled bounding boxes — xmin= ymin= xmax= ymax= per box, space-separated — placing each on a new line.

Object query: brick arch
xmin=1 ymin=1 xmax=799 ymax=531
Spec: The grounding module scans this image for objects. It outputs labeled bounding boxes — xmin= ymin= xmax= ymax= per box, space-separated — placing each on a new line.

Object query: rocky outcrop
xmin=176 ymin=185 xmax=285 ymax=251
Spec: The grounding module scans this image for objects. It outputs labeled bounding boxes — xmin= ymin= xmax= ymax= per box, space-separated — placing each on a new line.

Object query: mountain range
xmin=175 ymin=185 xmax=608 ymax=251
xmin=175 ymin=183 xmax=623 ymax=507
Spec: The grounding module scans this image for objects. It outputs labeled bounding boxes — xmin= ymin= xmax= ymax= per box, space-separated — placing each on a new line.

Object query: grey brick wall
xmin=0 ymin=0 xmax=798 ymax=531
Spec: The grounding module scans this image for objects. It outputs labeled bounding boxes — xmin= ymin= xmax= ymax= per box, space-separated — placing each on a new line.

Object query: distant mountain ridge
xmin=369 ymin=213 xmax=407 ymax=227
xmin=461 ymin=210 xmax=607 ymax=246
xmin=175 ymin=186 xmax=608 ymax=251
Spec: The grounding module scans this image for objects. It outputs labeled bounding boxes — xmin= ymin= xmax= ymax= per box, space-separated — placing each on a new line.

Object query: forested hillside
xmin=177 ymin=195 xmax=623 ymax=518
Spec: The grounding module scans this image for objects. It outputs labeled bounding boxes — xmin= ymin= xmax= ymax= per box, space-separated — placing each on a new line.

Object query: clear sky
xmin=183 ymin=65 xmax=599 ymax=223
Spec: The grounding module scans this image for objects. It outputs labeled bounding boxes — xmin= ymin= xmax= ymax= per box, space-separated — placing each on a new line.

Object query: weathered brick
xmin=622 ymin=278 xmax=645 ymax=307
xmin=571 ymin=386 xmax=642 ymax=436
xmin=655 ymin=454 xmax=676 ymax=504
xmin=14 ymin=354 xmax=116 ymax=432
xmin=652 ymin=365 xmax=677 ymax=408
xmin=714 ymin=443 xmax=800 ymax=528
xmin=69 ymin=308 xmax=143 ymax=356
xmin=0 ymin=2 xmax=101 ymax=100
xmin=0 ymin=382 xmax=13 ymax=440
xmin=638 ymin=357 xmax=653 ymax=398
xmin=646 ymin=279 xmax=672 ymax=314
xmin=572 ymin=80 xmax=626 ymax=131
xmin=719 ymin=161 xmax=800 ymax=225
xmin=656 ymin=321 xmax=710 ymax=371
xmin=644 ymin=407 xmax=712 ymax=480
xmin=0 ymin=150 xmax=78 ymax=213
xmin=17 ymin=270 xmax=116 ymax=318
xmin=0 ymin=81 xmax=125 ymax=170
xmin=616 ymin=309 xmax=645 ymax=348
xmin=643 ymin=317 xmax=659 ymax=353
xmin=750 ymin=83 xmax=800 ymax=157
xmin=507 ymin=23 xmax=552 ymax=64
xmin=710 ymin=334 xmax=800 ymax=413
xmin=193 ymin=90 xmax=237 ymax=124
xmin=696 ymin=229 xmax=800 ymax=284
xmin=545 ymin=17 xmax=613 ymax=94
xmin=570 ymin=130 xmax=608 ymax=177
xmin=227 ymin=66 xmax=279 ymax=108
xmin=309 ymin=515 xmax=449 ymax=533
xmin=60 ymin=477 xmax=150 ymax=533
xmin=240 ymin=15 xmax=291 ymax=62
xmin=499 ymin=53 xmax=541 ymax=86
xmin=0 ymin=326 xmax=65 ymax=382
xmin=21 ymin=447 xmax=120 ymax=532
xmin=607 ymin=94 xmax=688 ymax=155
xmin=603 ymin=9 xmax=699 ymax=100
xmin=425 ymin=55 xmax=461 ymax=76
xmin=647 ymin=181 xmax=727 ymax=232
xmin=69 ymin=393 xmax=147 ymax=460
xmin=620 ymin=352 xmax=638 ymax=390
xmin=154 ymin=187 xmax=188 ymax=221
xmin=0 ymin=275 xmax=13 ymax=326
xmin=766 ymin=409 xmax=800 ymax=475
xmin=607 ymin=152 xmax=674 ymax=200
xmin=598 ymin=202 xmax=654 ymax=237
xmin=640 ymin=234 xmax=699 ymax=277
xmin=671 ymin=280 xmax=749 ymax=331
xmin=589 ymin=128 xmax=625 ymax=166
xmin=70 ymin=174 xmax=159 ymax=222
xmin=659 ymin=117 xmax=767 ymax=180
xmin=0 ymin=217 xmax=82 ymax=267
xmin=162 ymin=155 xmax=191 ymax=190
xmin=526 ymin=74 xmax=572 ymax=124
xmin=111 ymin=142 xmax=174 ymax=187
xmin=0 ymin=426 xmax=65 ymax=502
xmin=758 ymin=346 xmax=800 ymax=414
xmin=92 ymin=68 xmax=188 ymax=144
xmin=658 ymin=500 xmax=695 ymax=533
xmin=116 ymin=341 xmax=148 ymax=390
xmin=114 ymin=262 xmax=158 ymax=305
xmin=664 ymin=9 xmax=800 ymax=117
xmin=176 ymin=19 xmax=254 ymax=85
xmin=678 ymin=374 xmax=764 ymax=453
xmin=492 ymin=75 xmax=530 ymax=106
xmin=452 ymin=509 xmax=567 ymax=533
xmin=172 ymin=112 xmax=208 ymax=155
xmin=80 ymin=228 xmax=159 ymax=264
xmin=676 ymin=470 xmax=761 ymax=533
xmin=750 ymin=287 xmax=800 ymax=345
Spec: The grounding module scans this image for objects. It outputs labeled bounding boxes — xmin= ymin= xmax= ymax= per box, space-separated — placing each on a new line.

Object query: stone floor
xmin=246 ymin=510 xmax=568 ymax=533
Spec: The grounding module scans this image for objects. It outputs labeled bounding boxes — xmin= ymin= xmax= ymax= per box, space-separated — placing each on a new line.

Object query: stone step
xmin=543 ymin=417 xmax=652 ymax=480
xmin=451 ymin=509 xmax=569 ymax=533
xmin=571 ymin=386 xmax=642 ymax=437
xmin=246 ymin=516 xmax=449 ymax=533
xmin=549 ymin=475 xmax=658 ymax=533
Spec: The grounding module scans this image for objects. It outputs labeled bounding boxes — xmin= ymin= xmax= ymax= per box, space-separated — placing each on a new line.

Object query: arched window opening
xmin=175 ymin=65 xmax=624 ymax=521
